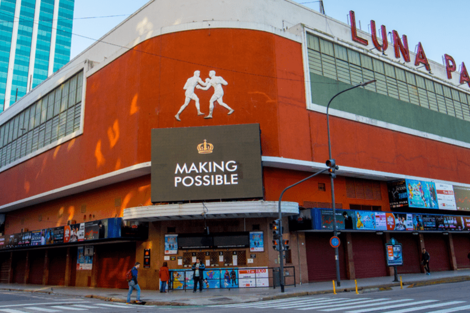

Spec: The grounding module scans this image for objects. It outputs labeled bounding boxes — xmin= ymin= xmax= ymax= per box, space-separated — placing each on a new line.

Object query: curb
xmin=2 ymin=275 xmax=469 ymax=306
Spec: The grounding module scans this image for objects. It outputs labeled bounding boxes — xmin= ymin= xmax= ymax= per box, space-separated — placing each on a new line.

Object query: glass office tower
xmin=0 ymin=0 xmax=74 ymax=113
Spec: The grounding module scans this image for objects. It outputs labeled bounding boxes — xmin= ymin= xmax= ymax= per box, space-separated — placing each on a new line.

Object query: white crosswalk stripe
xmin=22 ymin=308 xmax=61 ymax=312
xmin=94 ymin=303 xmax=131 ymax=308
xmin=213 ymin=296 xmax=470 ymax=312
xmin=297 ymin=298 xmax=388 ymax=311
xmin=68 ymin=304 xmax=105 ymax=309
xmin=49 ymin=306 xmax=88 ymax=311
xmin=0 ymin=309 xmax=29 ymax=313
xmin=383 ymin=301 xmax=466 ymax=313
xmin=428 ymin=304 xmax=470 ymax=313
xmin=346 ymin=300 xmax=437 ymax=313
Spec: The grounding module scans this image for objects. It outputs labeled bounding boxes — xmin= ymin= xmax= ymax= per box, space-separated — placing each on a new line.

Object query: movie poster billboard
xmin=321 ymin=210 xmax=349 ymax=230
xmin=386 ymin=243 xmax=403 ymax=267
xmin=84 ymin=220 xmax=106 ymax=240
xmin=30 ymin=230 xmax=44 ymax=246
xmin=453 ymin=186 xmax=470 ymax=212
xmin=422 ymin=215 xmax=437 ymax=230
xmin=462 ymin=216 xmax=470 ymax=229
xmin=374 ymin=213 xmax=387 ymax=230
xmin=406 ymin=180 xmax=438 ymax=209
xmin=221 ymin=269 xmax=239 ymax=288
xmin=355 ymin=211 xmax=377 ymax=230
xmin=18 ymin=232 xmax=31 ymax=246
xmin=435 ymin=183 xmax=457 ymax=210
xmin=388 ymin=180 xmax=408 ymax=209
xmin=68 ymin=223 xmax=85 ymax=242
xmin=165 ymin=234 xmax=178 ymax=255
xmin=436 ymin=216 xmax=463 ymax=231
xmin=249 ymin=232 xmax=264 ymax=252
xmin=76 ymin=246 xmax=93 ymax=270
xmin=413 ymin=215 xmax=424 ymax=230
xmin=203 ymin=269 xmax=221 ymax=289
xmin=0 ymin=237 xmax=4 ymax=249
xmin=393 ymin=213 xmax=414 ymax=231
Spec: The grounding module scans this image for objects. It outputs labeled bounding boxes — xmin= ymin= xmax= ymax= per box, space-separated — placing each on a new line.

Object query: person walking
xmin=159 ymin=262 xmax=170 ymax=293
xmin=421 ymin=248 xmax=431 ymax=275
xmin=192 ymin=258 xmax=205 ymax=292
xmin=127 ymin=262 xmax=142 ymax=304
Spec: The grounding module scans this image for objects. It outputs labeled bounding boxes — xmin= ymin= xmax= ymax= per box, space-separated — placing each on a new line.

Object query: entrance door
xmin=12 ymin=251 xmax=27 ymax=284
xmin=48 ymin=248 xmax=67 ymax=285
xmin=96 ymin=242 xmax=136 ymax=289
xmin=392 ymin=234 xmax=420 ymax=274
xmin=353 ymin=233 xmax=387 ymax=279
xmin=452 ymin=234 xmax=470 ymax=269
xmin=29 ymin=250 xmax=46 ymax=285
xmin=424 ymin=234 xmax=451 ymax=272
xmin=305 ymin=233 xmax=346 ymax=282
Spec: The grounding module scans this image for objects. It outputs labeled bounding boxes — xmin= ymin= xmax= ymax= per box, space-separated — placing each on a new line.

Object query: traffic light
xmin=272 ymin=219 xmax=281 ymax=240
xmin=283 ymin=240 xmax=290 ymax=251
xmin=272 ymin=239 xmax=280 ymax=251
xmin=326 ymin=159 xmax=339 ymax=179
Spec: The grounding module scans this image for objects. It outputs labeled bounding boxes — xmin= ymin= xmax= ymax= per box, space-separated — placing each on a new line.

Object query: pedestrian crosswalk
xmin=213 ymin=296 xmax=470 ymax=312
xmin=0 ymin=301 xmax=155 ymax=312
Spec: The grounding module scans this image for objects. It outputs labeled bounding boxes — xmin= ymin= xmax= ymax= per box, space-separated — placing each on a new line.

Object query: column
xmin=24 ymin=251 xmax=30 ymax=284
xmin=91 ymin=246 xmax=98 ymax=287
xmin=42 ymin=250 xmax=49 ymax=285
xmin=64 ymin=247 xmax=71 ymax=286
xmin=7 ymin=252 xmax=13 ymax=284
xmin=447 ymin=234 xmax=458 ymax=271
xmin=418 ymin=234 xmax=425 ymax=273
xmin=384 ymin=233 xmax=393 ymax=277
xmin=345 ymin=233 xmax=355 ymax=280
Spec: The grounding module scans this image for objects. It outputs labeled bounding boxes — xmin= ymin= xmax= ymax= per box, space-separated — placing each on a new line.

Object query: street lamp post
xmin=326 ymin=80 xmax=376 ymax=287
xmin=277 ymin=168 xmax=329 ymax=292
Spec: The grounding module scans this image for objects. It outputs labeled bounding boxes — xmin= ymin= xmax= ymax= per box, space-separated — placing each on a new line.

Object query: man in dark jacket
xmin=127 ymin=262 xmax=142 ymax=304
xmin=192 ymin=258 xmax=205 ymax=292
xmin=422 ymin=248 xmax=430 ymax=275
xmin=343 ymin=212 xmax=353 ymax=230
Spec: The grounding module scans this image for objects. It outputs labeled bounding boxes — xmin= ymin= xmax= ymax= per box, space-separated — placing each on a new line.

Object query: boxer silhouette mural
xmin=175 ymin=70 xmax=234 ymax=121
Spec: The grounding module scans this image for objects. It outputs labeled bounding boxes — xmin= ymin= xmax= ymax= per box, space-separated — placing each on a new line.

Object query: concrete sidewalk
xmin=1 ymin=269 xmax=469 ymax=306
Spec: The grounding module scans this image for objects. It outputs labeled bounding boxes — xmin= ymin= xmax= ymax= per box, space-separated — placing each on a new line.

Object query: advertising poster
xmin=394 ymin=214 xmax=414 ymax=231
xmin=249 ymin=232 xmax=264 ymax=252
xmin=406 ymin=179 xmax=438 ymax=209
xmin=374 ymin=213 xmax=387 ymax=230
xmin=84 ymin=220 xmax=106 ymax=240
xmin=453 ymin=186 xmax=470 ymax=212
xmin=64 ymin=225 xmax=71 ymax=243
xmin=203 ymin=269 xmax=221 ymax=289
xmin=76 ymin=246 xmax=93 ymax=270
xmin=165 ymin=235 xmax=178 ymax=255
xmin=436 ymin=216 xmax=463 ymax=231
xmin=221 ymin=269 xmax=239 ymax=288
xmin=355 ymin=211 xmax=376 ymax=230
xmin=31 ymin=230 xmax=44 ymax=246
xmin=462 ymin=217 xmax=470 ymax=229
xmin=388 ymin=180 xmax=409 ymax=208
xmin=18 ymin=232 xmax=31 ymax=246
xmin=170 ymin=270 xmax=188 ymax=290
xmin=238 ymin=267 xmax=269 ymax=288
xmin=0 ymin=237 xmax=4 ymax=249
xmin=413 ymin=215 xmax=424 ymax=230
xmin=53 ymin=227 xmax=64 ymax=244
xmin=321 ymin=210 xmax=351 ymax=230
xmin=386 ymin=244 xmax=403 ymax=266
xmin=422 ymin=215 xmax=437 ymax=230
xmin=435 ymin=183 xmax=457 ymax=211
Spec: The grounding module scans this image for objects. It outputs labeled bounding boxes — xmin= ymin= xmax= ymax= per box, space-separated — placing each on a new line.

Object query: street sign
xmin=330 ymin=236 xmax=341 ymax=248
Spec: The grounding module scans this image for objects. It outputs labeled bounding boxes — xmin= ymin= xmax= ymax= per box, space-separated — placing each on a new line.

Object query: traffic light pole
xmin=326 ymin=80 xmax=376 ymax=287
xmin=277 ymin=168 xmax=329 ymax=292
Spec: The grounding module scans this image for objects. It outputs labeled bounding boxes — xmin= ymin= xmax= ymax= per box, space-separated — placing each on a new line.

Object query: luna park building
xmin=0 ymin=0 xmax=469 ymax=290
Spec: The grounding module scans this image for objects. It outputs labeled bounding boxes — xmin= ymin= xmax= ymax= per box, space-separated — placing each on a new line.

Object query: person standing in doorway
xmin=127 ymin=262 xmax=142 ymax=304
xmin=192 ymin=258 xmax=205 ymax=292
xmin=422 ymin=248 xmax=431 ymax=275
xmin=159 ymin=262 xmax=170 ymax=293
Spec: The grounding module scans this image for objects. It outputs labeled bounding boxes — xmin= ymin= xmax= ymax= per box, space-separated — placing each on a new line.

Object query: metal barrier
xmin=169 ymin=266 xmax=296 ymax=291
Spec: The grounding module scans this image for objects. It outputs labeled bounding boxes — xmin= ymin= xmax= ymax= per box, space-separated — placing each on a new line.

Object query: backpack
xmin=125 ymin=269 xmax=133 ymax=282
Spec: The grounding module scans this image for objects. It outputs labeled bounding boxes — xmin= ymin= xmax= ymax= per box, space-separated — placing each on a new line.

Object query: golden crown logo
xmin=197 ymin=139 xmax=214 ymax=154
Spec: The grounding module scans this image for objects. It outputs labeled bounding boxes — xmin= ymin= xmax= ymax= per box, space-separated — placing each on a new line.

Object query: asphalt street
xmin=186 ymin=280 xmax=470 ymax=313
xmin=0 ymin=281 xmax=469 ymax=312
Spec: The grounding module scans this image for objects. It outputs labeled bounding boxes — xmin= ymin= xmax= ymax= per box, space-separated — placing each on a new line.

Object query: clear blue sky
xmin=71 ymin=0 xmax=469 ymax=67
